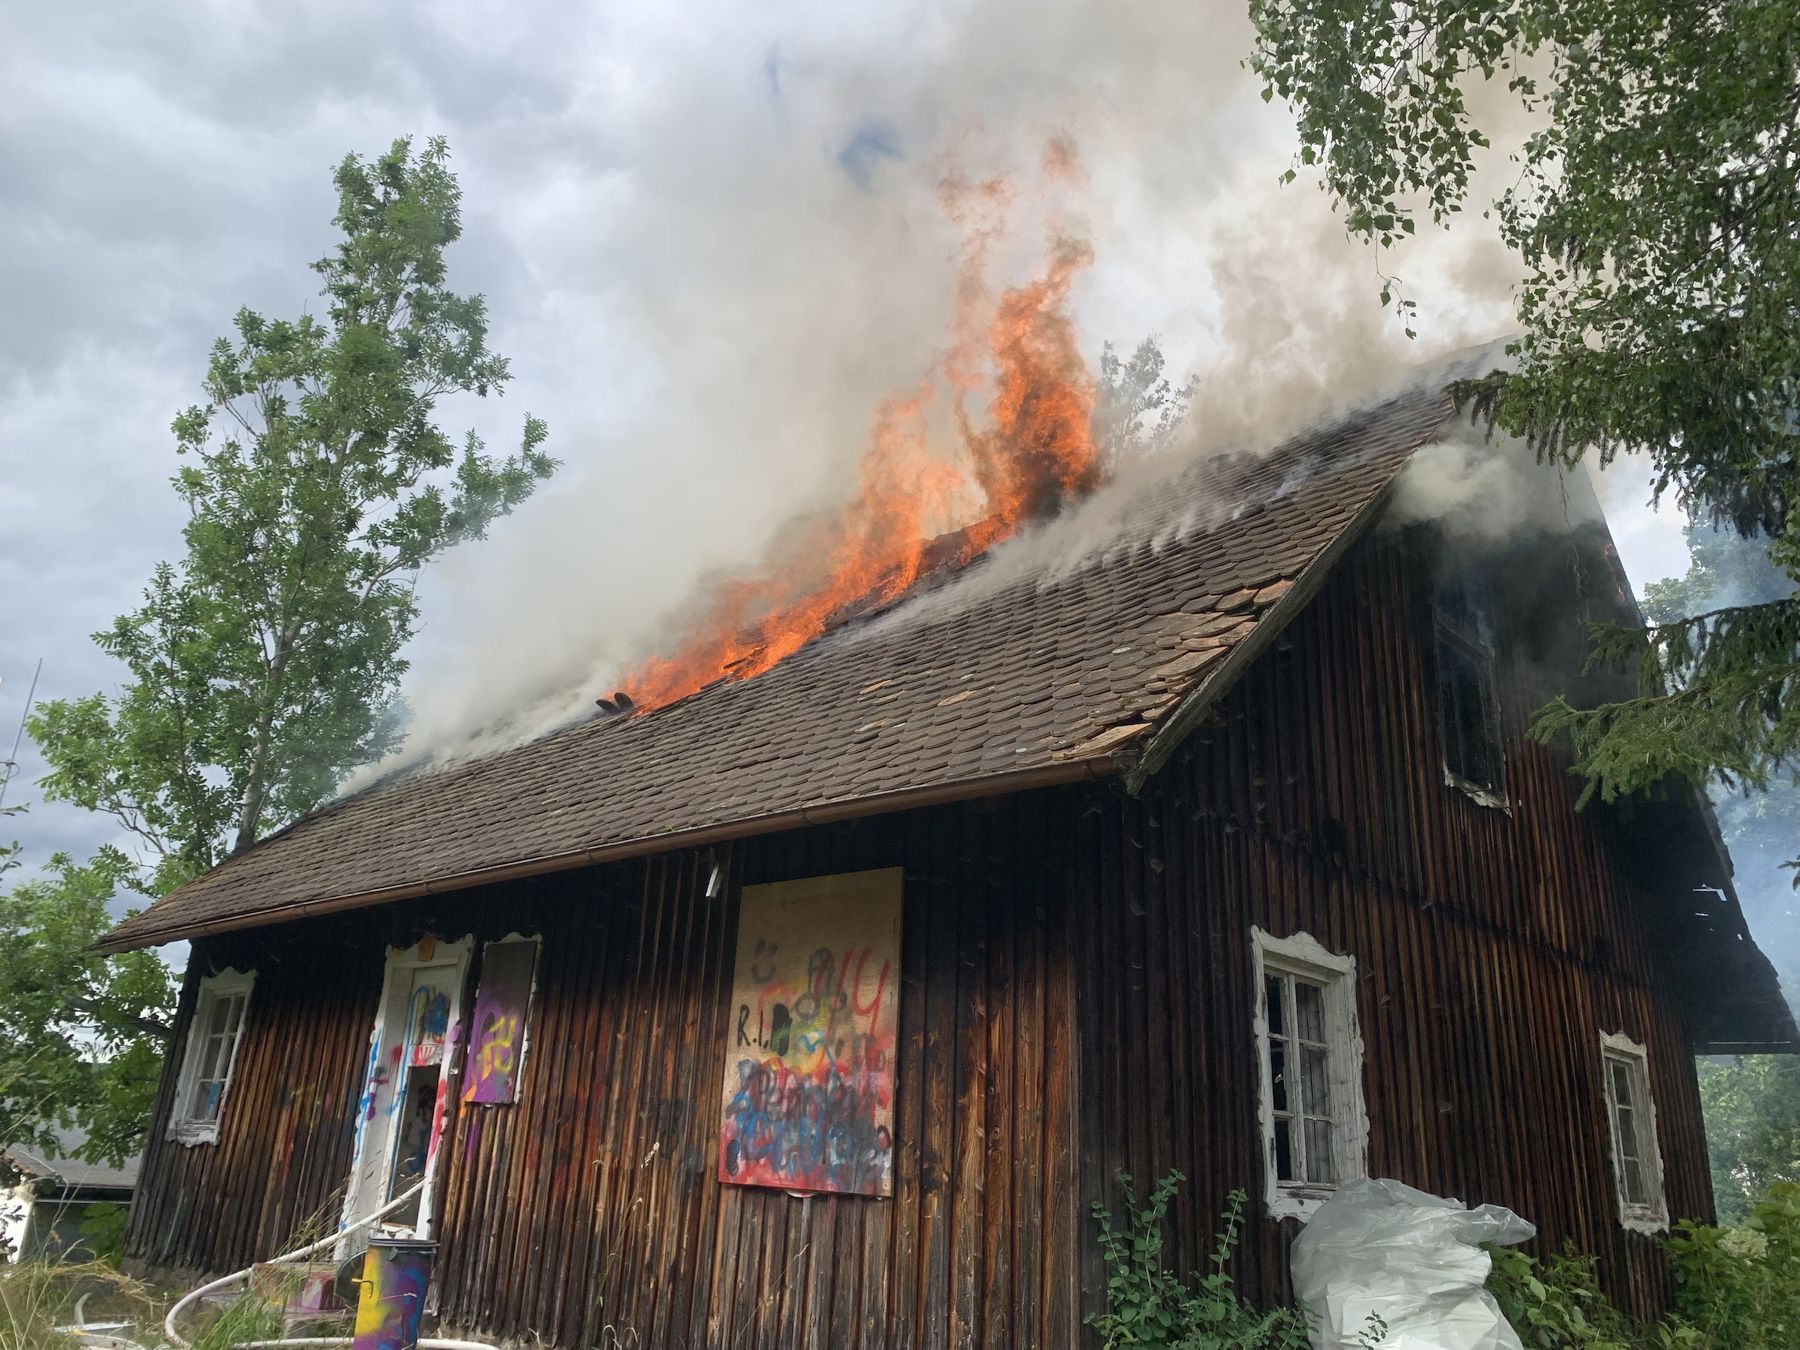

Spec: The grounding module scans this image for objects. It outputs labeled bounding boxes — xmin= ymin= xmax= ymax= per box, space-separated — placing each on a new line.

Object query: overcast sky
xmin=3 ymin=2 xmax=1720 ymax=942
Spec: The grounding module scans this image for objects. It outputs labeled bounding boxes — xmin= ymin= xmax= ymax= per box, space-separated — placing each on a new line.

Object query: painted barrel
xmin=351 ymin=1237 xmax=436 ymax=1350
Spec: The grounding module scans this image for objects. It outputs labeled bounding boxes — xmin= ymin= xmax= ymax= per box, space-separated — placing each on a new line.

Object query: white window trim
xmin=166 ymin=967 xmax=256 ymax=1147
xmin=1599 ymin=1030 xmax=1670 ymax=1235
xmin=1251 ymin=928 xmax=1369 ymax=1221
xmin=340 ymin=935 xmax=474 ymax=1250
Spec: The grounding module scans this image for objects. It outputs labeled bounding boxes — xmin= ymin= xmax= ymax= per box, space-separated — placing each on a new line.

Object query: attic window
xmin=167 ymin=968 xmax=255 ymax=1146
xmin=1599 ymin=1031 xmax=1669 ymax=1234
xmin=1432 ymin=574 xmax=1507 ymax=807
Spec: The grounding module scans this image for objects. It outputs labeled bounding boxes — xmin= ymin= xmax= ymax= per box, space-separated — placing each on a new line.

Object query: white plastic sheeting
xmin=1289 ymin=1178 xmax=1535 ymax=1350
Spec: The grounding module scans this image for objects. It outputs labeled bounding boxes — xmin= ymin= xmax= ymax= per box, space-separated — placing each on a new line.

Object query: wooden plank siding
xmin=1074 ymin=531 xmax=1709 ymax=1325
xmin=126 ymin=528 xmax=1711 ymax=1342
xmin=127 ymin=791 xmax=1086 ymax=1348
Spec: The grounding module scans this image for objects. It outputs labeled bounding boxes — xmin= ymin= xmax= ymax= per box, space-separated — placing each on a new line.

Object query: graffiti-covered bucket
xmin=351 ymin=1236 xmax=436 ymax=1350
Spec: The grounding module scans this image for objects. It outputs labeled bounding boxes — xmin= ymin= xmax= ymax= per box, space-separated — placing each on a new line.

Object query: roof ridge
xmin=99 ymin=382 xmax=1463 ymax=952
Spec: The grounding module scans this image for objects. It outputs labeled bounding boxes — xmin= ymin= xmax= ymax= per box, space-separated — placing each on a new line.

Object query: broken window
xmin=1251 ymin=929 xmax=1367 ymax=1220
xmin=167 ymin=968 xmax=255 ymax=1146
xmin=341 ymin=935 xmax=473 ymax=1250
xmin=1599 ymin=1031 xmax=1669 ymax=1233
xmin=1433 ymin=573 xmax=1507 ymax=806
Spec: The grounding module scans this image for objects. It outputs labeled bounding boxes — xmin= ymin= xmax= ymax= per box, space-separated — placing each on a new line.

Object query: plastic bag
xmin=1289 ymin=1178 xmax=1535 ymax=1350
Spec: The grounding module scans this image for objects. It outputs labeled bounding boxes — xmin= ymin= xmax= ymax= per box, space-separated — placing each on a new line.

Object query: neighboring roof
xmin=3 ymin=1126 xmax=139 ymax=1192
xmin=100 ymin=381 xmax=1460 ymax=952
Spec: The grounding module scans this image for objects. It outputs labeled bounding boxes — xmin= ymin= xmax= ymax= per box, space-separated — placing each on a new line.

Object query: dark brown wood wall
xmin=1072 ymin=532 xmax=1709 ymax=1325
xmin=125 ymin=526 xmax=1713 ymax=1342
xmin=128 ymin=790 xmax=1085 ymax=1349
xmin=126 ymin=925 xmax=384 ymax=1271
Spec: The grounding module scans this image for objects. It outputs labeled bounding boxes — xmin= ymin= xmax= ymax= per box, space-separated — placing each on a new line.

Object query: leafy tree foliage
xmin=0 ymin=812 xmax=176 ymax=1166
xmin=1636 ymin=523 xmax=1799 ymax=1222
xmin=1700 ymin=1053 xmax=1800 ymax=1225
xmin=1248 ymin=0 xmax=1800 ymax=850
xmin=8 ymin=136 xmax=552 ymax=1165
xmin=30 ymin=135 xmax=555 ymax=896
xmin=1644 ymin=520 xmax=1800 ymax=932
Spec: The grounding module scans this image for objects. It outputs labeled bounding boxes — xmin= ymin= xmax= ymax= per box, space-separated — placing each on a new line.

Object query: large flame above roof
xmin=618 ymin=142 xmax=1101 ymax=712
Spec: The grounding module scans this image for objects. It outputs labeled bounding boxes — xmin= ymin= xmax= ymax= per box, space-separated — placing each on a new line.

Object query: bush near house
xmin=1486 ymin=1182 xmax=1800 ymax=1350
xmin=1089 ymin=1174 xmax=1312 ymax=1349
xmin=1090 ymin=1172 xmax=1800 ymax=1350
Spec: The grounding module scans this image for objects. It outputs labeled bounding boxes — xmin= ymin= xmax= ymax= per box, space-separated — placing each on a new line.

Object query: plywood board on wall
xmin=464 ymin=936 xmax=539 ymax=1104
xmin=718 ymin=866 xmax=903 ymax=1196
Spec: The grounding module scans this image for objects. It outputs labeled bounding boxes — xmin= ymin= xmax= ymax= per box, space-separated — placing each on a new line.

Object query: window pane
xmin=1305 ymin=1119 xmax=1335 ymax=1184
xmin=206 ymin=993 xmax=231 ymax=1038
xmin=1614 ymin=1105 xmax=1639 ymax=1163
xmin=1622 ymin=1157 xmax=1646 ymax=1206
xmin=1295 ymin=981 xmax=1326 ymax=1043
xmin=1273 ymin=1119 xmax=1294 ymax=1182
xmin=1265 ymin=975 xmax=1286 ymax=1037
xmin=1270 ymin=1043 xmax=1289 ymax=1114
xmin=1301 ymin=1045 xmax=1331 ymax=1117
xmin=1610 ymin=1060 xmax=1635 ymax=1110
xmin=194 ymin=1032 xmax=222 ymax=1085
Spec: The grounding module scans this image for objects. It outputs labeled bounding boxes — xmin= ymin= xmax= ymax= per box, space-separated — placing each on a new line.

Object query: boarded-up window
xmin=463 ymin=936 xmax=540 ymax=1105
xmin=718 ymin=867 xmax=902 ymax=1197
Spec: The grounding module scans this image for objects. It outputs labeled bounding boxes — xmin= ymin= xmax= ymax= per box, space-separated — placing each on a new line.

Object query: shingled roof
xmin=98 ymin=383 xmax=1459 ymax=953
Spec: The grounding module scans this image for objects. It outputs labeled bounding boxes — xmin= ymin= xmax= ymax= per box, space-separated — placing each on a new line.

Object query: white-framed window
xmin=1251 ymin=928 xmax=1368 ymax=1220
xmin=167 ymin=967 xmax=256 ymax=1146
xmin=1599 ymin=1031 xmax=1669 ymax=1234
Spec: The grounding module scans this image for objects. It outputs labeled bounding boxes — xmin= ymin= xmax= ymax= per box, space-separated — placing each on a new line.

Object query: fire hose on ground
xmin=157 ymin=1179 xmax=495 ymax=1350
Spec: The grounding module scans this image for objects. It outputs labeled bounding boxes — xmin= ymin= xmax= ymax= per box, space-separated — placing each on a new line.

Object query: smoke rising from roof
xmin=376 ymin=0 xmax=1527 ymax=777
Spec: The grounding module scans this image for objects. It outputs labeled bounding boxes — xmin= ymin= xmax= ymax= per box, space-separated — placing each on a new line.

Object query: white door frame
xmin=340 ymin=934 xmax=473 ymax=1245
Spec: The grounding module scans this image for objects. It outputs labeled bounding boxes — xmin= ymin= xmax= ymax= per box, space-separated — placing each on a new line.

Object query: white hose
xmin=159 ymin=1179 xmax=495 ymax=1349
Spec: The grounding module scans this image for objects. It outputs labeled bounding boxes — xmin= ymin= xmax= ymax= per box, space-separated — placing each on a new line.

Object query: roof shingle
xmin=98 ymin=385 xmax=1457 ymax=951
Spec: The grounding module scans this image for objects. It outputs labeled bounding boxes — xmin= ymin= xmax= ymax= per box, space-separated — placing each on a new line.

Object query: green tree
xmin=31 ymin=135 xmax=555 ymax=895
xmin=0 ymin=814 xmax=177 ymax=1166
xmin=1700 ymin=1052 xmax=1800 ymax=1224
xmin=1646 ymin=520 xmax=1800 ymax=956
xmin=1247 ymin=0 xmax=1800 ymax=854
xmin=11 ymin=135 xmax=554 ymax=1163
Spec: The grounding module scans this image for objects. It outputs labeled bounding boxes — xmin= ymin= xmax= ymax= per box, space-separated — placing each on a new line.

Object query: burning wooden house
xmin=100 ymin=375 xmax=1793 ymax=1347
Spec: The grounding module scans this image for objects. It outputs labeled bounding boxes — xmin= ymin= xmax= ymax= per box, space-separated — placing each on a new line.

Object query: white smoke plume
xmin=379 ymin=0 xmax=1527 ymax=775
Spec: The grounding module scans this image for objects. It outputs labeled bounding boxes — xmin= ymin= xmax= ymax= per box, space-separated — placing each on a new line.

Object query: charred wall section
xmin=1075 ymin=530 xmax=1710 ymax=1325
xmin=127 ymin=790 xmax=1084 ymax=1350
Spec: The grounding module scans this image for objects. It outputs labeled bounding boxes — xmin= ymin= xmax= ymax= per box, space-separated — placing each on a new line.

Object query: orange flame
xmin=621 ymin=145 xmax=1100 ymax=711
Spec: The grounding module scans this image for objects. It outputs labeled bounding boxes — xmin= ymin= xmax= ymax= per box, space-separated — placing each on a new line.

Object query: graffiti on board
xmin=464 ymin=936 xmax=539 ymax=1104
xmin=718 ymin=867 xmax=902 ymax=1197
xmin=350 ymin=1240 xmax=433 ymax=1350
